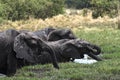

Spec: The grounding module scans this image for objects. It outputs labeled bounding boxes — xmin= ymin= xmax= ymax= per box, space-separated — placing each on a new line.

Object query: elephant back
xmin=5 ymin=29 xmax=20 ymax=39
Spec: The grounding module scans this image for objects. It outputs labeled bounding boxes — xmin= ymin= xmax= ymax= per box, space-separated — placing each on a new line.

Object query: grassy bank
xmin=0 ymin=27 xmax=120 ymax=80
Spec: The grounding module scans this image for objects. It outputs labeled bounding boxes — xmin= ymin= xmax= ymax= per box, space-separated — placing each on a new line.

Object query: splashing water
xmin=74 ymin=54 xmax=97 ymax=64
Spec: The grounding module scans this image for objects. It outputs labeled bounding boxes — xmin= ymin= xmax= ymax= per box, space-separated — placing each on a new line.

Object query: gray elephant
xmin=0 ymin=29 xmax=59 ymax=76
xmin=19 ymin=27 xmax=76 ymax=41
xmin=47 ymin=28 xmax=76 ymax=41
xmin=33 ymin=27 xmax=55 ymax=41
xmin=34 ymin=27 xmax=76 ymax=41
xmin=37 ymin=39 xmax=102 ymax=64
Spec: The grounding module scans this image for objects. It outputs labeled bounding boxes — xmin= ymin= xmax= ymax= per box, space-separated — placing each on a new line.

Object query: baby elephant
xmin=37 ymin=39 xmax=102 ymax=64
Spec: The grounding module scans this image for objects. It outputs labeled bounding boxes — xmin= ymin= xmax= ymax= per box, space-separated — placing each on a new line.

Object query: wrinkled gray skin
xmin=33 ymin=28 xmax=101 ymax=63
xmin=47 ymin=28 xmax=76 ymax=41
xmin=38 ymin=39 xmax=102 ymax=64
xmin=19 ymin=27 xmax=76 ymax=41
xmin=33 ymin=27 xmax=56 ymax=41
xmin=0 ymin=29 xmax=59 ymax=76
xmin=19 ymin=27 xmax=56 ymax=41
xmin=34 ymin=27 xmax=76 ymax=41
xmin=0 ymin=29 xmax=20 ymax=76
xmin=14 ymin=32 xmax=59 ymax=69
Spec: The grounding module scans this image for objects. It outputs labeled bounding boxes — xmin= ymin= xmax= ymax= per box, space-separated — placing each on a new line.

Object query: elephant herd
xmin=0 ymin=27 xmax=102 ymax=76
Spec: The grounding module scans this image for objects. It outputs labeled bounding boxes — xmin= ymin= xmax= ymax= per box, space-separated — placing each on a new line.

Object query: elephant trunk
xmin=87 ymin=52 xmax=102 ymax=61
xmin=87 ymin=44 xmax=101 ymax=55
xmin=86 ymin=44 xmax=102 ymax=61
xmin=38 ymin=39 xmax=59 ymax=69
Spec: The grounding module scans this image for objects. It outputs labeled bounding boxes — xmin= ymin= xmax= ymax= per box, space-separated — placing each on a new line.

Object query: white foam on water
xmin=74 ymin=54 xmax=97 ymax=64
xmin=74 ymin=59 xmax=97 ymax=64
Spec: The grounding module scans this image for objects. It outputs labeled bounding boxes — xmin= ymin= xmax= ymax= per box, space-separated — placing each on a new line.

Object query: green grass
xmin=1 ymin=27 xmax=120 ymax=80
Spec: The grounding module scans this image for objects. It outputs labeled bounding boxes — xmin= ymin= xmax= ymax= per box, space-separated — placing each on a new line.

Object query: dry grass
xmin=0 ymin=9 xmax=118 ymax=31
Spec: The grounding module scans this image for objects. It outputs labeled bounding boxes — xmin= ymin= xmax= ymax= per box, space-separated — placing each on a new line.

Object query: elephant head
xmin=43 ymin=27 xmax=56 ymax=35
xmin=48 ymin=29 xmax=76 ymax=41
xmin=61 ymin=39 xmax=102 ymax=61
xmin=13 ymin=32 xmax=59 ymax=69
xmin=76 ymin=40 xmax=101 ymax=56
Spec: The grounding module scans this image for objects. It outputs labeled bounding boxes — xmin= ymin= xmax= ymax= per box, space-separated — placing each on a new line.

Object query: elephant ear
xmin=61 ymin=42 xmax=84 ymax=59
xmin=13 ymin=33 xmax=35 ymax=63
xmin=47 ymin=29 xmax=61 ymax=41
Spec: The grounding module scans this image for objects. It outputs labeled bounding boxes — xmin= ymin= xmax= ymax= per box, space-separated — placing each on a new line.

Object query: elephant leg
xmin=7 ymin=52 xmax=17 ymax=76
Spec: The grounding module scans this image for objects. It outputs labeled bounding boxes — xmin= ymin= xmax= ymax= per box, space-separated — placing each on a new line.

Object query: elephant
xmin=33 ymin=27 xmax=56 ymax=41
xmin=14 ymin=32 xmax=59 ymax=68
xmin=19 ymin=27 xmax=76 ymax=41
xmin=34 ymin=27 xmax=76 ymax=41
xmin=47 ymin=28 xmax=76 ymax=41
xmin=0 ymin=29 xmax=59 ymax=76
xmin=37 ymin=39 xmax=102 ymax=64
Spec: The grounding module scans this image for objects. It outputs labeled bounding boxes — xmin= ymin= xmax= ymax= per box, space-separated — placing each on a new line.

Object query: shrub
xmin=65 ymin=0 xmax=118 ymax=18
xmin=0 ymin=0 xmax=65 ymax=21
xmin=65 ymin=0 xmax=92 ymax=9
xmin=91 ymin=0 xmax=118 ymax=18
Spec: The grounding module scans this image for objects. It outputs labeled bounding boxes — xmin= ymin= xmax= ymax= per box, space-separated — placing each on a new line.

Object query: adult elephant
xmin=37 ymin=39 xmax=102 ymax=64
xmin=33 ymin=27 xmax=56 ymax=41
xmin=34 ymin=27 xmax=76 ymax=41
xmin=0 ymin=29 xmax=59 ymax=76
xmin=47 ymin=28 xmax=76 ymax=41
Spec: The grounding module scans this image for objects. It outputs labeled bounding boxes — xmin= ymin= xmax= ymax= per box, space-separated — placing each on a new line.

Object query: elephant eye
xmin=25 ymin=38 xmax=38 ymax=47
xmin=30 ymin=39 xmax=38 ymax=45
xmin=69 ymin=34 xmax=74 ymax=38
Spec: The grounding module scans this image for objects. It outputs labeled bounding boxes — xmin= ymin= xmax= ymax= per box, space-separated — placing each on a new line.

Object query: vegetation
xmin=65 ymin=0 xmax=118 ymax=18
xmin=91 ymin=0 xmax=118 ymax=18
xmin=65 ymin=0 xmax=91 ymax=9
xmin=0 ymin=12 xmax=117 ymax=31
xmin=0 ymin=0 xmax=64 ymax=21
xmin=0 ymin=0 xmax=118 ymax=21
